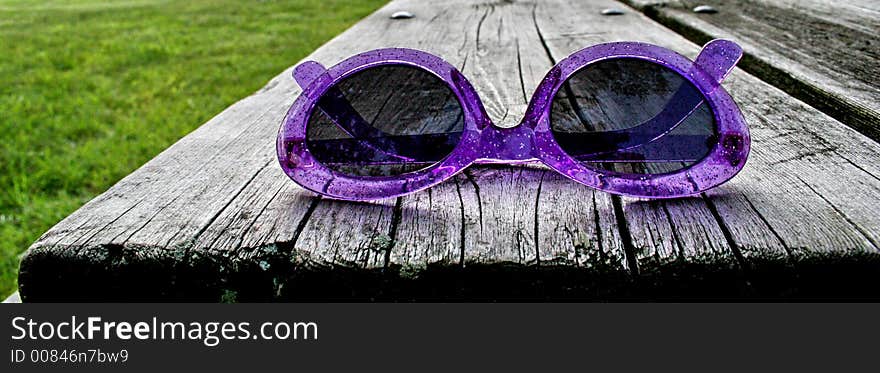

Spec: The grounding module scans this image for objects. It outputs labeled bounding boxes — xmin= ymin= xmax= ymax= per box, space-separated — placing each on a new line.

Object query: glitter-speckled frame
xmin=277 ymin=39 xmax=750 ymax=200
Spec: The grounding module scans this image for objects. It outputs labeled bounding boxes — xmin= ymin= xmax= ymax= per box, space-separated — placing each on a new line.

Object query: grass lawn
xmin=0 ymin=0 xmax=386 ymax=298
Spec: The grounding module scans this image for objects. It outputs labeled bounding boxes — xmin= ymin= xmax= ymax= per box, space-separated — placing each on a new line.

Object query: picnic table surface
xmin=18 ymin=0 xmax=880 ymax=301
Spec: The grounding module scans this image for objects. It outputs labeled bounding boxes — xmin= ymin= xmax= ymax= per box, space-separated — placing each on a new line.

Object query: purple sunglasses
xmin=277 ymin=39 xmax=750 ymax=200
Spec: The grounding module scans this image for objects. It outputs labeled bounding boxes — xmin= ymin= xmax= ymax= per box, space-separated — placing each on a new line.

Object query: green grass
xmin=0 ymin=0 xmax=386 ymax=298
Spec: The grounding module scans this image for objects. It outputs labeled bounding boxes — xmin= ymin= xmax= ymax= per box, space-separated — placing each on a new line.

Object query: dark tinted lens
xmin=550 ymin=58 xmax=716 ymax=174
xmin=306 ymin=65 xmax=464 ymax=177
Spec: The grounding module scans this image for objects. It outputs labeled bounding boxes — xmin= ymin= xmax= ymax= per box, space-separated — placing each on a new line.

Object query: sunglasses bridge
xmin=473 ymin=123 xmax=539 ymax=165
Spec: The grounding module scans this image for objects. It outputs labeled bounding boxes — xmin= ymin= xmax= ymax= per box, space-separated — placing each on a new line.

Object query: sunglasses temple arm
xmin=293 ymin=61 xmax=326 ymax=87
xmin=693 ymin=39 xmax=743 ymax=88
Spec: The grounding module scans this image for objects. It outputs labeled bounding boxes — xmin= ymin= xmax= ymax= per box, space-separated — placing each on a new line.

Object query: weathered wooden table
xmin=19 ymin=0 xmax=880 ymax=301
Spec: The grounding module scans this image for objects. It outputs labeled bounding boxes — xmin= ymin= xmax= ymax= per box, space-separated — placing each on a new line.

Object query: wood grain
xmin=18 ymin=0 xmax=880 ymax=301
xmin=621 ymin=0 xmax=880 ymax=141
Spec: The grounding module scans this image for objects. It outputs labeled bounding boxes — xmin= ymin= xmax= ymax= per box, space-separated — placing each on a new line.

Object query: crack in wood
xmin=382 ymin=198 xmax=404 ymax=270
xmin=233 ymin=184 xmax=287 ymax=251
xmin=515 ymin=39 xmax=528 ymax=102
xmin=591 ymin=193 xmax=605 ymax=262
xmin=475 ymin=7 xmax=491 ymax=52
xmin=837 ymin=153 xmax=880 ymax=184
xmin=463 ymin=170 xmax=484 ymax=234
xmin=119 ymin=196 xmax=178 ymax=246
xmin=741 ymin=193 xmax=791 ymax=256
xmin=180 ymin=159 xmax=275 ymax=262
xmin=701 ymin=194 xmax=751 ymax=273
xmin=660 ymin=204 xmax=687 ymax=261
xmin=793 ymin=175 xmax=880 ymax=251
xmin=611 ymin=196 xmax=640 ymax=275
xmin=277 ymin=196 xmax=322 ymax=255
xmin=533 ymin=170 xmax=546 ymax=265
xmin=74 ymin=198 xmax=146 ymax=249
xmin=454 ymin=177 xmax=467 ymax=267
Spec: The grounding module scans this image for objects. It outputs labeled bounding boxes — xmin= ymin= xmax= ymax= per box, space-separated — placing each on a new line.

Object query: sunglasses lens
xmin=306 ymin=65 xmax=464 ymax=177
xmin=550 ymin=58 xmax=716 ymax=174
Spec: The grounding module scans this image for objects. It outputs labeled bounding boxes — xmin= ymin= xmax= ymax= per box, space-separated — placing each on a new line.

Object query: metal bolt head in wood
xmin=601 ymin=8 xmax=625 ymax=16
xmin=390 ymin=11 xmax=414 ymax=19
xmin=693 ymin=5 xmax=718 ymax=14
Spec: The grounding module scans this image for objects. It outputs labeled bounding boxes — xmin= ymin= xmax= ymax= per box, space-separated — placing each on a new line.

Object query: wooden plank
xmin=18 ymin=0 xmax=880 ymax=301
xmin=537 ymin=0 xmax=880 ymax=296
xmin=621 ymin=0 xmax=880 ymax=141
xmin=533 ymin=0 xmax=744 ymax=292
